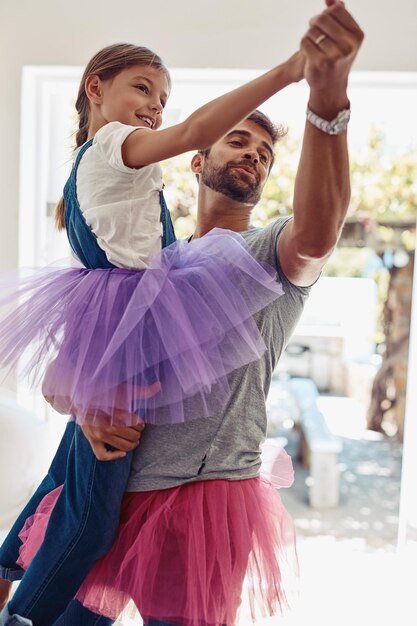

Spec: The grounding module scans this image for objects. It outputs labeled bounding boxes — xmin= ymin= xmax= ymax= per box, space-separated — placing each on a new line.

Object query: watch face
xmin=339 ymin=110 xmax=351 ymax=122
xmin=335 ymin=109 xmax=350 ymax=128
xmin=332 ymin=109 xmax=351 ymax=134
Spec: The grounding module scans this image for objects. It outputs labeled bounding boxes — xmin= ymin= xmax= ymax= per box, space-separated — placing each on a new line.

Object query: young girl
xmin=0 ymin=43 xmax=302 ymax=428
xmin=0 ymin=43 xmax=305 ymax=626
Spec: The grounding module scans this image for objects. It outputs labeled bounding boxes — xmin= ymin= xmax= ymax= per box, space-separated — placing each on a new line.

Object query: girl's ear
xmin=191 ymin=152 xmax=204 ymax=175
xmin=85 ymin=75 xmax=103 ymax=104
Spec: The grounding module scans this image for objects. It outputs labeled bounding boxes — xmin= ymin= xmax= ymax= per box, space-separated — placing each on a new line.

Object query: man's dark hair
xmin=246 ymin=110 xmax=287 ymax=146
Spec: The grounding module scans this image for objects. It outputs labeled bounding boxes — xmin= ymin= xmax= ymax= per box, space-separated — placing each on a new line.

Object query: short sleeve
xmin=93 ymin=121 xmax=145 ymax=172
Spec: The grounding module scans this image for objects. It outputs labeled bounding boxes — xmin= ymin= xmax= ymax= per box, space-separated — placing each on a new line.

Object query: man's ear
xmin=191 ymin=152 xmax=204 ymax=176
xmin=85 ymin=75 xmax=103 ymax=104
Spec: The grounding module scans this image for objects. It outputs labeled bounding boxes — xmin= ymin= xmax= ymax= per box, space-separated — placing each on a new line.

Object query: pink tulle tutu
xmin=16 ymin=487 xmax=62 ymax=570
xmin=0 ymin=229 xmax=283 ymax=426
xmin=17 ymin=450 xmax=298 ymax=626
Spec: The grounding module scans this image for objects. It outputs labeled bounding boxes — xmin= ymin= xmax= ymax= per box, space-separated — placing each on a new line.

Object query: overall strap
xmin=64 ymin=139 xmax=118 ymax=269
xmin=74 ymin=139 xmax=94 ymax=169
xmin=159 ymin=190 xmax=176 ymax=247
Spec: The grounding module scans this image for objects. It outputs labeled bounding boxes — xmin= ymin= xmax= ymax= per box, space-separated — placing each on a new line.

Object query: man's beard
xmin=201 ymin=158 xmax=262 ymax=205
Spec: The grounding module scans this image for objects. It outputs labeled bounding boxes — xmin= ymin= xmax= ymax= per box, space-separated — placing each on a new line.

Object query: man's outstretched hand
xmin=301 ymin=1 xmax=364 ymax=116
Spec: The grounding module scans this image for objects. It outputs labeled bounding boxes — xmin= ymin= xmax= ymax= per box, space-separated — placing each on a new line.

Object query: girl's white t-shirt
xmin=75 ymin=121 xmax=163 ymax=269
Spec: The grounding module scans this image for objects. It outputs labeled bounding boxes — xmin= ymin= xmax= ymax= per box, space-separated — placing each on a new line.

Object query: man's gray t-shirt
xmin=127 ymin=218 xmax=310 ymax=492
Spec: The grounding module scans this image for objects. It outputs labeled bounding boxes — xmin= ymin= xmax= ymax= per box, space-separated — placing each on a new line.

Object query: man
xmin=0 ymin=2 xmax=363 ymax=624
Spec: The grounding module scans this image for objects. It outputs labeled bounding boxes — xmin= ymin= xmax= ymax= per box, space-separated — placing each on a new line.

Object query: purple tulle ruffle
xmin=0 ymin=229 xmax=283 ymax=425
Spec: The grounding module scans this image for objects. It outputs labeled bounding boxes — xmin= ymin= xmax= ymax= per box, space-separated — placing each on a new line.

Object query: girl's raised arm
xmin=122 ymin=52 xmax=304 ymax=168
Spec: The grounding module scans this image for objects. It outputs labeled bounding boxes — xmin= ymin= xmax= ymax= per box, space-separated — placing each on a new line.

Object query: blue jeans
xmin=0 ymin=421 xmax=132 ymax=626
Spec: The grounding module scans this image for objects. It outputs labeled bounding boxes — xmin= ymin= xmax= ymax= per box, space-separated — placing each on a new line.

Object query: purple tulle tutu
xmin=0 ymin=229 xmax=283 ymax=425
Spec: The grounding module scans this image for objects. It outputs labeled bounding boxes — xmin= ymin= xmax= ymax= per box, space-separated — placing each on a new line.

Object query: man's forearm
xmin=289 ymin=0 xmax=364 ymax=259
xmin=277 ymin=2 xmax=363 ymax=286
xmin=292 ymin=89 xmax=351 ymax=259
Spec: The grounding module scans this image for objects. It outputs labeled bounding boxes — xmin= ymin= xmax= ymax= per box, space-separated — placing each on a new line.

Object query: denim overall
xmin=0 ymin=140 xmax=176 ymax=626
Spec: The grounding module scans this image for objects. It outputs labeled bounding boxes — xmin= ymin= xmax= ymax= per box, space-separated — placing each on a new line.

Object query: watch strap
xmin=306 ymin=104 xmax=351 ymax=135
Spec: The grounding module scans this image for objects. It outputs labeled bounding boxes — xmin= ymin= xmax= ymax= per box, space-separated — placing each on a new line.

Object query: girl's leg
xmin=0 ymin=422 xmax=76 ymax=583
xmin=3 ymin=425 xmax=132 ymax=626
xmin=53 ymin=600 xmax=114 ymax=626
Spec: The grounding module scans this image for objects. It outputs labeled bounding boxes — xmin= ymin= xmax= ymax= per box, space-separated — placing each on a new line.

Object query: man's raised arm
xmin=279 ymin=0 xmax=364 ymax=287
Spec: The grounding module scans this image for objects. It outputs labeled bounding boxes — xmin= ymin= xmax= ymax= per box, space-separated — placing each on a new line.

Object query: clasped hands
xmin=285 ymin=0 xmax=364 ymax=114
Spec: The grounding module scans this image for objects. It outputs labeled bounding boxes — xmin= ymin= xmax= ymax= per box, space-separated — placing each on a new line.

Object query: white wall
xmin=1 ymin=0 xmax=416 ymax=271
